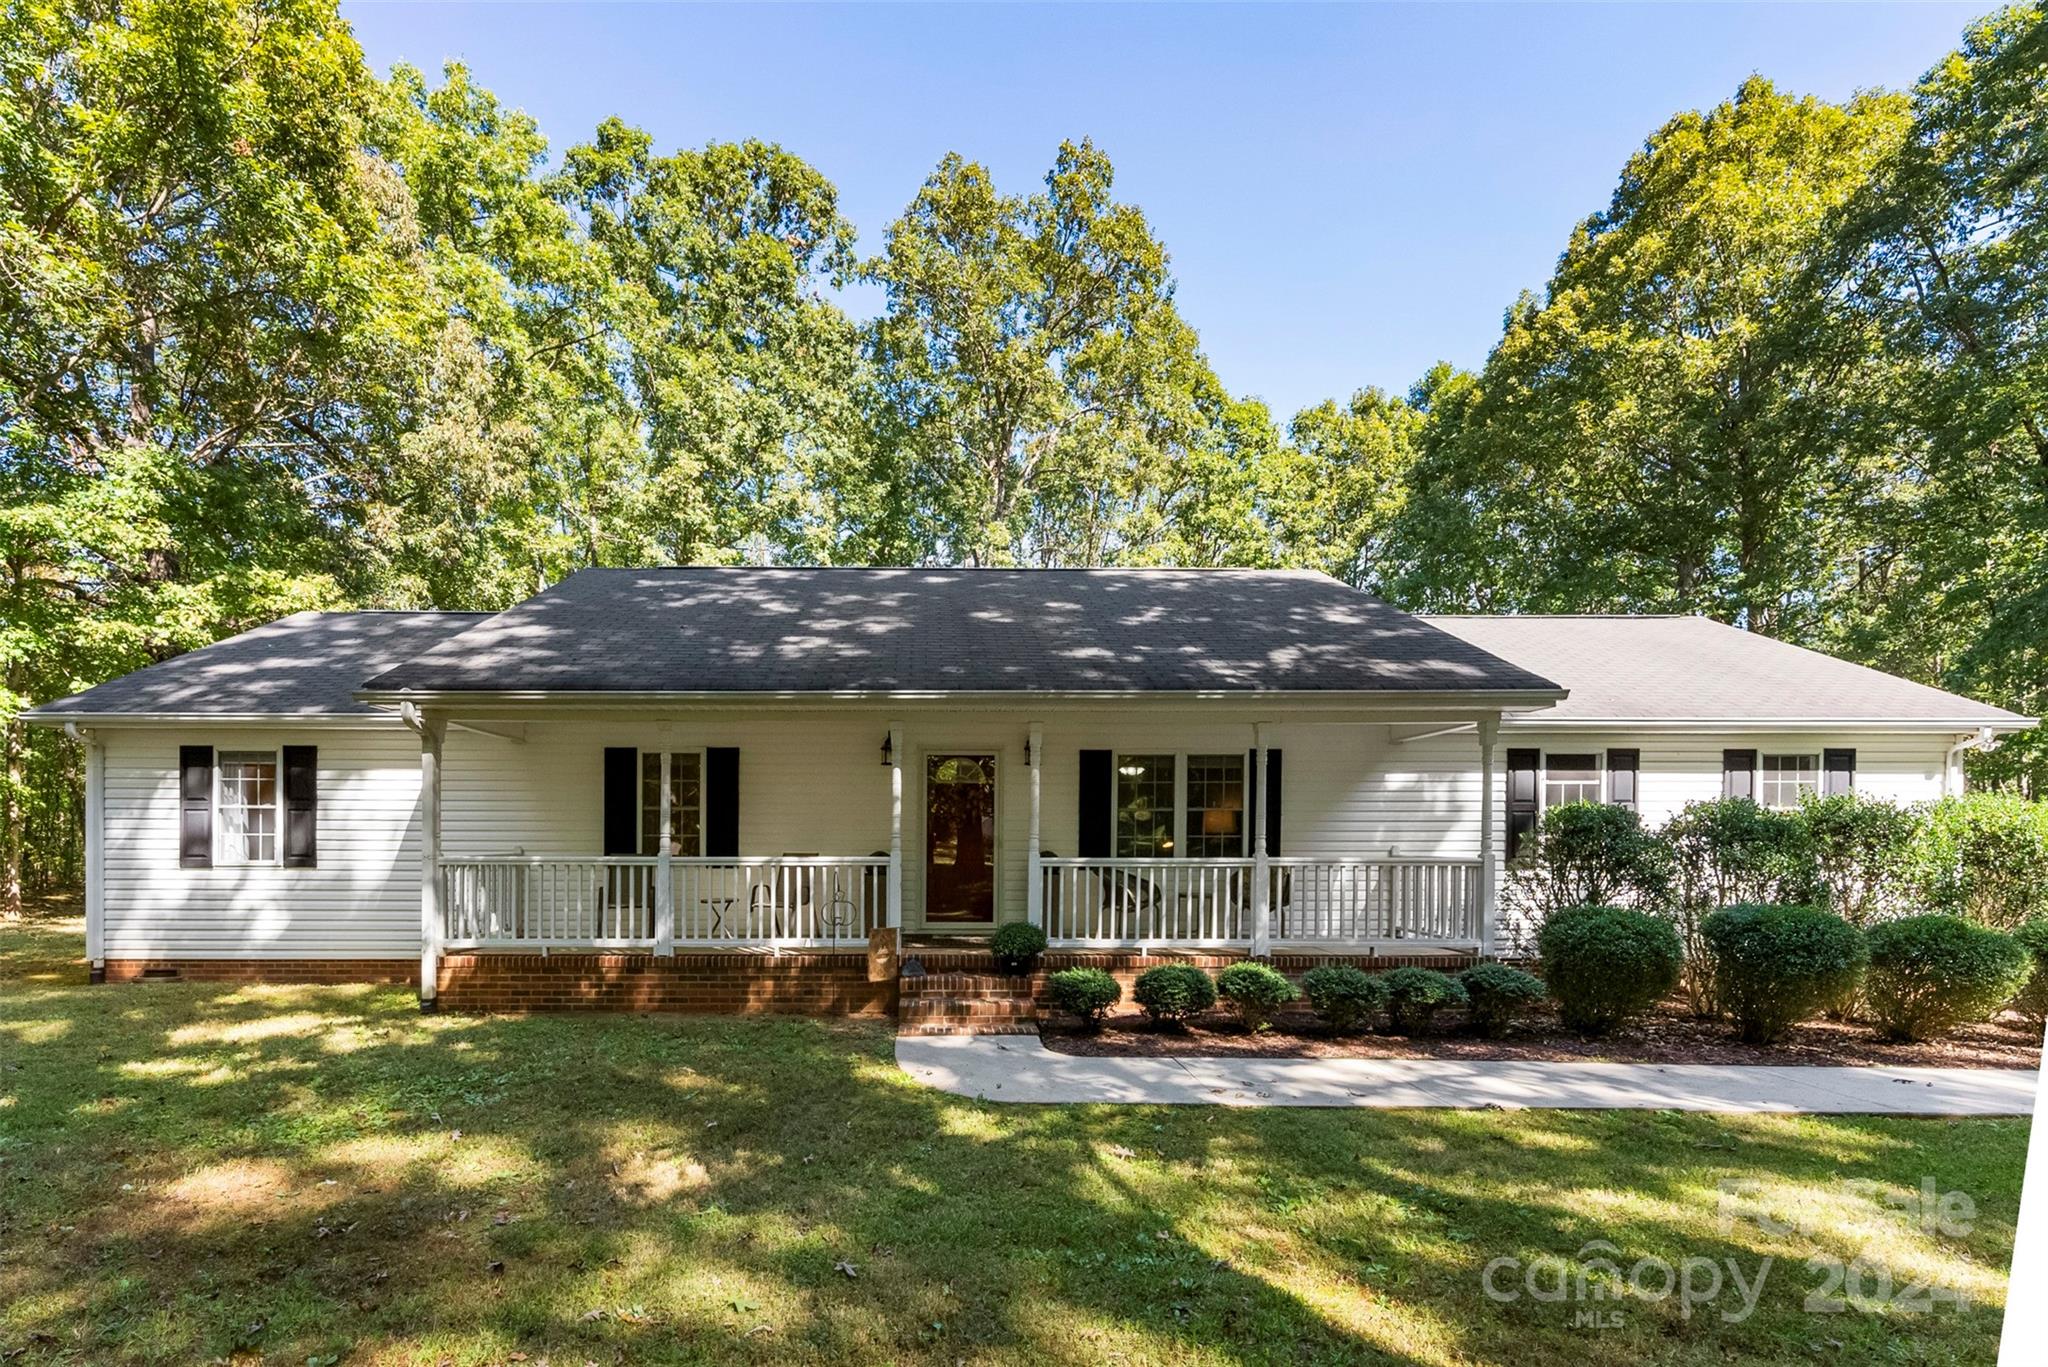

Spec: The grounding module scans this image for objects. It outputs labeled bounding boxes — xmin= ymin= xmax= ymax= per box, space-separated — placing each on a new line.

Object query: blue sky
xmin=342 ymin=2 xmax=1979 ymax=421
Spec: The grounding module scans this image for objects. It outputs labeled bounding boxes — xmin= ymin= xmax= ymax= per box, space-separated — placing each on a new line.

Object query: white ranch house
xmin=29 ymin=568 xmax=2033 ymax=1013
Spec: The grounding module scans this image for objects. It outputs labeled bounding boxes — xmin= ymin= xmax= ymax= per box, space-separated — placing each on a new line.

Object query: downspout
xmin=63 ymin=723 xmax=105 ymax=983
xmin=1943 ymin=726 xmax=1996 ymax=797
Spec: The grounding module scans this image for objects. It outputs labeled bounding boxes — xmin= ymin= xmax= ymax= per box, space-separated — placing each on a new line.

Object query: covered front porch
xmin=404 ymin=705 xmax=1512 ymax=1005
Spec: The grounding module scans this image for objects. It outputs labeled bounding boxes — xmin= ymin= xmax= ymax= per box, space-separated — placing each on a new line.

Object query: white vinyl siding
xmin=90 ymin=714 xmax=1963 ymax=954
xmin=101 ymin=727 xmax=420 ymax=959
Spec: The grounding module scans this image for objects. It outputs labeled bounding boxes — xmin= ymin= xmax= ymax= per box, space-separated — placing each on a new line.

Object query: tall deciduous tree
xmin=1385 ymin=78 xmax=1910 ymax=635
xmin=560 ymin=119 xmax=865 ymax=566
xmin=863 ymin=140 xmax=1275 ymax=566
xmin=1831 ymin=4 xmax=2048 ymax=790
xmin=0 ymin=0 xmax=413 ymax=914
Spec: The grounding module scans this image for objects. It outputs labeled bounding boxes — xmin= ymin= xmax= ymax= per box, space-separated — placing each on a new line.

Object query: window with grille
xmin=1543 ymin=753 xmax=1600 ymax=807
xmin=1184 ymin=754 xmax=1246 ymax=858
xmin=640 ymin=752 xmax=704 ymax=855
xmin=1115 ymin=754 xmax=1176 ymax=858
xmin=216 ymin=751 xmax=278 ymax=865
xmin=1761 ymin=754 xmax=1818 ymax=810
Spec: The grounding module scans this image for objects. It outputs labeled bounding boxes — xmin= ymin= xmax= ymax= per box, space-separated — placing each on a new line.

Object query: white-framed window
xmin=640 ymin=750 xmax=704 ymax=856
xmin=1111 ymin=752 xmax=1252 ymax=859
xmin=1761 ymin=754 xmax=1819 ymax=810
xmin=1115 ymin=753 xmax=1176 ymax=858
xmin=216 ymin=750 xmax=280 ymax=865
xmin=1185 ymin=753 xmax=1247 ymax=859
xmin=1543 ymin=753 xmax=1600 ymax=807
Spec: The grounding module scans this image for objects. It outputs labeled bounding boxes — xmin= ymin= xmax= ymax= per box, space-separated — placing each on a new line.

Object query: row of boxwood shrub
xmin=1509 ymin=791 xmax=2048 ymax=937
xmin=1047 ymin=906 xmax=2048 ymax=1044
xmin=1044 ymin=961 xmax=1550 ymax=1037
xmin=1537 ymin=902 xmax=2044 ymax=1044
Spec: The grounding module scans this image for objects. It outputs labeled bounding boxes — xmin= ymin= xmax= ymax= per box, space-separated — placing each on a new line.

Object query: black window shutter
xmin=705 ymin=747 xmax=740 ymax=857
xmin=1606 ymin=748 xmax=1640 ymax=812
xmin=282 ymin=745 xmax=318 ymax=868
xmin=1723 ymin=749 xmax=1758 ymax=800
xmin=1823 ymin=748 xmax=1856 ymax=796
xmin=602 ymin=747 xmax=639 ymax=856
xmin=1078 ymin=750 xmax=1112 ymax=858
xmin=1506 ymin=748 xmax=1539 ymax=861
xmin=179 ymin=745 xmax=213 ymax=868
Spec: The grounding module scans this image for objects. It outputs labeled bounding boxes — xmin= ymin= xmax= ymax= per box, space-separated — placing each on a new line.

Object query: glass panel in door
xmin=925 ymin=754 xmax=996 ymax=924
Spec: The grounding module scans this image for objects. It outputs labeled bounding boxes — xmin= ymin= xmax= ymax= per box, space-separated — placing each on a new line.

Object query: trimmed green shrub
xmin=1902 ymin=794 xmax=2048 ymax=930
xmin=1864 ymin=915 xmax=2034 ymax=1042
xmin=1216 ymin=962 xmax=1300 ymax=1031
xmin=1700 ymin=903 xmax=1868 ymax=1044
xmin=2014 ymin=919 xmax=2048 ymax=1030
xmin=1379 ymin=967 xmax=1467 ymax=1035
xmin=1537 ymin=904 xmax=1683 ymax=1036
xmin=1459 ymin=963 xmax=1547 ymax=1038
xmin=1132 ymin=965 xmax=1217 ymax=1026
xmin=989 ymin=921 xmax=1049 ymax=972
xmin=1300 ymin=964 xmax=1386 ymax=1033
xmin=1663 ymin=799 xmax=1815 ymax=1016
xmin=1045 ymin=967 xmax=1121 ymax=1027
xmin=1795 ymin=793 xmax=1918 ymax=927
xmin=1504 ymin=801 xmax=1673 ymax=936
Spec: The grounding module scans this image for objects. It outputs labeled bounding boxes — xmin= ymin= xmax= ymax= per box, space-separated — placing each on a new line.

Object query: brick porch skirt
xmin=101 ymin=959 xmax=418 ymax=985
xmin=98 ymin=947 xmax=1473 ymax=1020
xmin=434 ymin=951 xmax=896 ymax=1016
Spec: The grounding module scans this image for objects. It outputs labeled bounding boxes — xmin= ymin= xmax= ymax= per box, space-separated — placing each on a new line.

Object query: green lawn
xmin=0 ymin=909 xmax=2028 ymax=1366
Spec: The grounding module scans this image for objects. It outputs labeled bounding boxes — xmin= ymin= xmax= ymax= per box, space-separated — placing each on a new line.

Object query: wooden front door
xmin=924 ymin=754 xmax=996 ymax=925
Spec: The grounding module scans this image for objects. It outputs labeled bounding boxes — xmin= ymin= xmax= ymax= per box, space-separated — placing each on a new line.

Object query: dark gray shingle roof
xmin=1420 ymin=615 xmax=2033 ymax=727
xmin=31 ymin=611 xmax=491 ymax=718
xmin=360 ymin=568 xmax=1562 ymax=697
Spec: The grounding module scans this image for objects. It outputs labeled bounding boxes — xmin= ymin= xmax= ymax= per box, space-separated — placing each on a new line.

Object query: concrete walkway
xmin=896 ymin=1034 xmax=2038 ymax=1115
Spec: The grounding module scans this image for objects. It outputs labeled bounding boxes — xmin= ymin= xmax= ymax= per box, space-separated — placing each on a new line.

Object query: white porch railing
xmin=1041 ymin=856 xmax=1480 ymax=948
xmin=442 ymin=856 xmax=889 ymax=950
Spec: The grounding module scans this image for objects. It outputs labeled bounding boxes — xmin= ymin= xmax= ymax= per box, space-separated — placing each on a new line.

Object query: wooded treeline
xmin=4 ymin=0 xmax=2045 ymax=911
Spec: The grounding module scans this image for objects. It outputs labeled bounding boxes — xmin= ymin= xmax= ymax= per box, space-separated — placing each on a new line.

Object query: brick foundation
xmin=434 ymin=951 xmax=895 ymax=1016
xmin=101 ymin=959 xmax=419 ymax=985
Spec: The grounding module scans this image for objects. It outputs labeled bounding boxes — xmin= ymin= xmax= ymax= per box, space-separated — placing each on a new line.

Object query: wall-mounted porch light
xmin=881 ymin=732 xmax=894 ymax=767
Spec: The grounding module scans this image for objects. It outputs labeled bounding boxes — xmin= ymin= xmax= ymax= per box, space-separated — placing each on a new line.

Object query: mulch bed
xmin=1040 ymin=999 xmax=2044 ymax=1070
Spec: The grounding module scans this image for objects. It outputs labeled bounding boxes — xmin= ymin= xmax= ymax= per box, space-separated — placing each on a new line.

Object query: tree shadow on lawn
xmin=0 ymin=969 xmax=2027 ymax=1366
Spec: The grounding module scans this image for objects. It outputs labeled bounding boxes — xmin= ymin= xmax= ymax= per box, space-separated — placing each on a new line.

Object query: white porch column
xmin=887 ymin=721 xmax=905 ymax=929
xmin=1477 ymin=713 xmax=1499 ymax=959
xmin=654 ymin=745 xmax=674 ymax=955
xmin=416 ymin=709 xmax=446 ymax=1010
xmin=1251 ymin=723 xmax=1271 ymax=957
xmin=1027 ymin=721 xmax=1044 ymax=929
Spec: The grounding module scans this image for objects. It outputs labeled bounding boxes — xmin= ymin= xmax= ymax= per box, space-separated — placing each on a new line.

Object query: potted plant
xmin=990 ymin=921 xmax=1049 ymax=976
